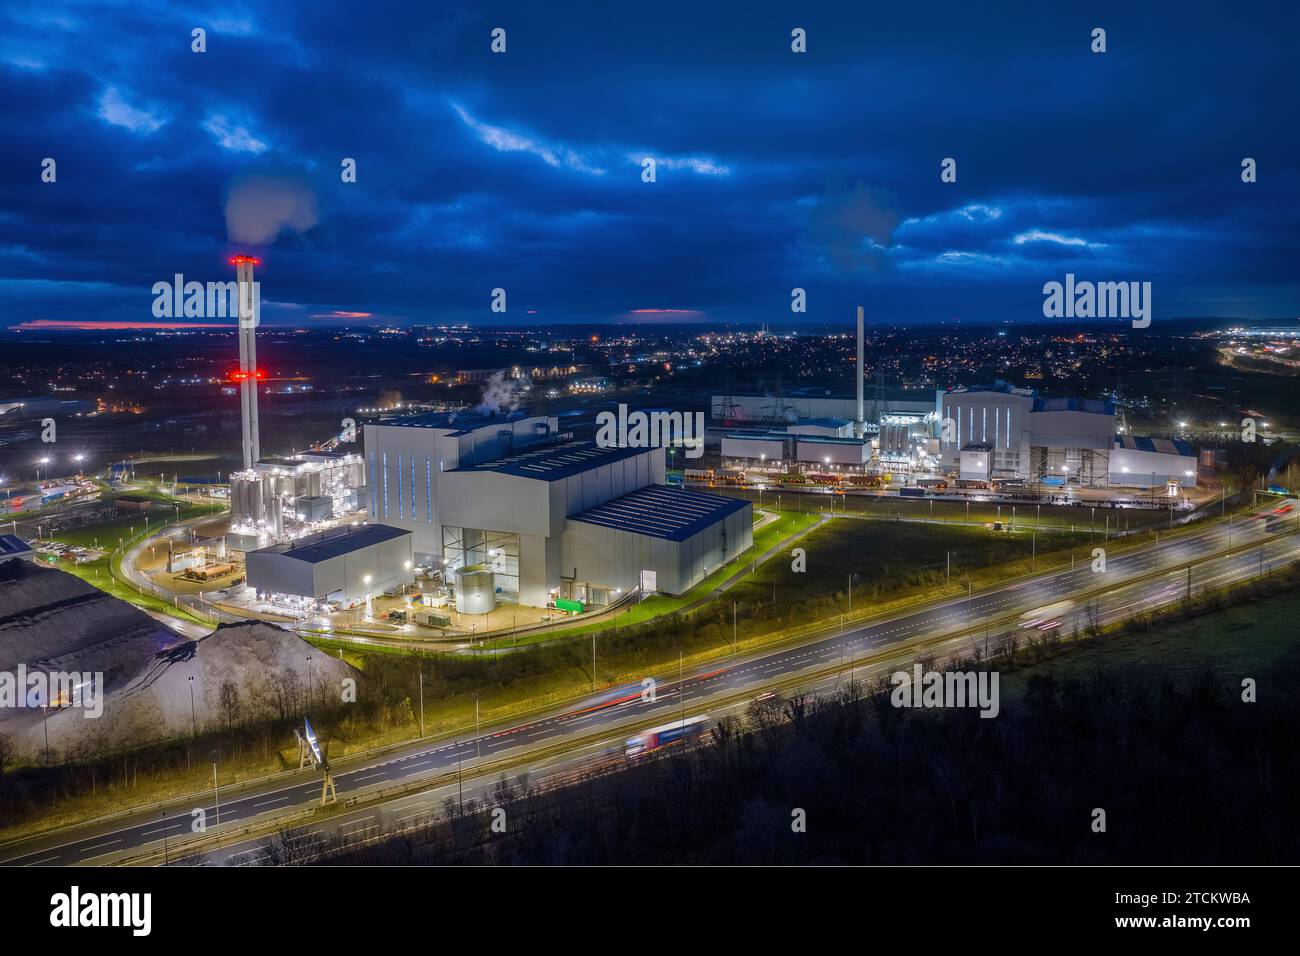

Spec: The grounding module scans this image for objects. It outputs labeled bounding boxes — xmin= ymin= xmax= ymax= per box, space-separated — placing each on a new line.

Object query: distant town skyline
xmin=2 ymin=1 xmax=1298 ymax=328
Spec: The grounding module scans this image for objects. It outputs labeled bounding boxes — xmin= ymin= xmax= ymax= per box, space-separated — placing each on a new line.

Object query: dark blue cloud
xmin=1 ymin=0 xmax=1298 ymax=327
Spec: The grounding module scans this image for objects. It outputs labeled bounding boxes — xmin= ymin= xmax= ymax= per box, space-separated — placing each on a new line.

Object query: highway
xmin=2 ymin=500 xmax=1295 ymax=867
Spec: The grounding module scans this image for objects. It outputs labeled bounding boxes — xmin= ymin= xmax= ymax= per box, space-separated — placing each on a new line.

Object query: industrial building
xmin=245 ymin=524 xmax=413 ymax=607
xmin=0 ymin=535 xmax=35 ymax=565
xmin=1109 ymin=435 xmax=1199 ymax=488
xmin=713 ymin=392 xmax=933 ymax=425
xmin=712 ymin=310 xmax=1199 ymax=492
xmin=935 ymin=382 xmax=1195 ymax=488
xmin=228 ymin=450 xmax=366 ymax=544
xmin=937 ymin=382 xmax=1117 ymax=484
xmin=720 ymin=427 xmax=873 ymax=469
xmin=220 ymin=255 xmax=368 ymax=549
xmin=363 ymin=410 xmax=753 ymax=607
xmin=562 ymin=485 xmax=752 ymax=599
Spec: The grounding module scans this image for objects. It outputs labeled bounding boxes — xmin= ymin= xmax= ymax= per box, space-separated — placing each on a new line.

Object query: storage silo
xmin=455 ymin=564 xmax=496 ymax=614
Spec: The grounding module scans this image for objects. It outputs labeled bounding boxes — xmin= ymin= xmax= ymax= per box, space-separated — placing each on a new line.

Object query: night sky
xmin=2 ymin=1 xmax=1298 ymax=328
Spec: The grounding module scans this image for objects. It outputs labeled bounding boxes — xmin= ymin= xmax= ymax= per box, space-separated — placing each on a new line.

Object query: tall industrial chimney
xmin=856 ymin=305 xmax=865 ymax=438
xmin=233 ymin=255 xmax=261 ymax=470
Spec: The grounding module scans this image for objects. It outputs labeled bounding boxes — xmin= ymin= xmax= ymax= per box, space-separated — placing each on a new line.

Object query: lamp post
xmin=212 ymin=752 xmax=222 ymax=834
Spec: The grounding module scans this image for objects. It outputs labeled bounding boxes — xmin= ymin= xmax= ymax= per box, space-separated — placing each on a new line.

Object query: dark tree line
xmin=312 ymin=647 xmax=1300 ymax=865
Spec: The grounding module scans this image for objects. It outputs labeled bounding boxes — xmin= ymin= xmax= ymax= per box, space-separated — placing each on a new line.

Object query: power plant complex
xmin=715 ymin=306 xmax=1198 ymax=491
xmin=227 ymin=285 xmax=1191 ymax=625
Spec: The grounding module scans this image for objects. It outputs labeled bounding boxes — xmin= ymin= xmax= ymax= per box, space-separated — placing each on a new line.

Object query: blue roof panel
xmin=267 ymin=524 xmax=410 ymax=564
xmin=453 ymin=440 xmax=653 ymax=481
xmin=0 ymin=534 xmax=33 ymax=557
xmin=568 ymin=485 xmax=750 ymax=542
xmin=1032 ymin=397 xmax=1115 ymax=415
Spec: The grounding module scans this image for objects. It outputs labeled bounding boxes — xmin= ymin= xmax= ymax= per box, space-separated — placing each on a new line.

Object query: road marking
xmin=79 ymin=839 xmax=122 ymax=854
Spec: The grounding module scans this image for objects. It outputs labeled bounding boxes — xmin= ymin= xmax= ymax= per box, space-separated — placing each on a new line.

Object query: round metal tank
xmin=455 ymin=564 xmax=496 ymax=614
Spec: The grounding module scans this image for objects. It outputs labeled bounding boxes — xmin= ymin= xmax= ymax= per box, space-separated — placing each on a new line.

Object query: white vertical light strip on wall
xmin=382 ymin=452 xmax=389 ymax=519
xmin=411 ymin=456 xmax=416 ymax=520
xmin=369 ymin=452 xmax=377 ymax=517
xmin=426 ymin=458 xmax=432 ymax=522
xmin=396 ymin=453 xmax=403 ymax=520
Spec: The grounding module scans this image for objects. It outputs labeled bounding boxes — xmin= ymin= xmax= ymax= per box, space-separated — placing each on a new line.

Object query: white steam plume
xmin=475 ymin=370 xmax=530 ymax=415
xmin=224 ymin=173 xmax=319 ymax=245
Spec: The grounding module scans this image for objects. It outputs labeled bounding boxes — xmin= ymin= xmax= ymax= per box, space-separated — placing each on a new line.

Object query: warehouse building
xmin=796 ymin=435 xmax=872 ymax=466
xmin=720 ymin=427 xmax=871 ymax=468
xmin=1109 ymin=435 xmax=1198 ymax=488
xmin=245 ymin=524 xmax=413 ymax=605
xmin=364 ymin=410 xmax=752 ymax=607
xmin=712 ymin=391 xmax=933 ymax=424
xmin=561 ymin=485 xmax=753 ymax=600
xmin=787 ymin=418 xmax=854 ymax=438
xmin=719 ymin=430 xmax=790 ymax=463
xmin=0 ymin=534 xmax=35 ymax=565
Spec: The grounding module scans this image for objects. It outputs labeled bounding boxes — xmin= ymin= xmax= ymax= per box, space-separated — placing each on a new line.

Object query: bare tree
xmin=259 ymin=826 xmax=336 ymax=866
xmin=0 ymin=731 xmax=14 ymax=775
xmin=218 ymin=680 xmax=241 ymax=732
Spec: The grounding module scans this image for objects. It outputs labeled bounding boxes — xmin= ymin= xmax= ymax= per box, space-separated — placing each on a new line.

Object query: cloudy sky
xmin=2 ymin=0 xmax=1297 ymax=328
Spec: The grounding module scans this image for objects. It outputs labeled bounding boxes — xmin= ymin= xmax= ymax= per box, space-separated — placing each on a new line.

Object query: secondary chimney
xmin=856 ymin=305 xmax=864 ymax=437
xmin=233 ymin=255 xmax=261 ymax=469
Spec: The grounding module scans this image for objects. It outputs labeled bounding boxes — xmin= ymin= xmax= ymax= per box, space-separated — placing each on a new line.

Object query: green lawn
xmin=44 ymin=494 xmax=222 ymax=550
xmin=44 ymin=495 xmax=224 ymax=626
xmin=478 ymin=509 xmax=821 ymax=648
xmin=720 ymin=486 xmax=1184 ymax=532
xmin=703 ymin=516 xmax=1098 ymax=641
xmin=1000 ymin=588 xmax=1300 ymax=698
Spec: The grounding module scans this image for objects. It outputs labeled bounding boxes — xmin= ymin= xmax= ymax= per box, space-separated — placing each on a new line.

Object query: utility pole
xmin=212 ymin=761 xmax=221 ymax=834
xmin=679 ymin=651 xmax=686 ymax=730
xmin=418 ymin=669 xmax=424 ymax=738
